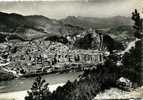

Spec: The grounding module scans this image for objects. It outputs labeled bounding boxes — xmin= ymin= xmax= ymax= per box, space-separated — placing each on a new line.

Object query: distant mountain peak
xmin=26 ymin=15 xmax=50 ymax=20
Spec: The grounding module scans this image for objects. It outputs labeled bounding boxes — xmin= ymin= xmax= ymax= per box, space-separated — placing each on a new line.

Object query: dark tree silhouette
xmin=122 ymin=41 xmax=142 ymax=86
xmin=25 ymin=76 xmax=51 ymax=100
xmin=121 ymin=9 xmax=143 ymax=86
xmin=132 ymin=9 xmax=142 ymax=38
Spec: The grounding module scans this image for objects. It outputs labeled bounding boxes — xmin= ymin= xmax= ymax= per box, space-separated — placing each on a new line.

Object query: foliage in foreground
xmin=25 ymin=76 xmax=51 ymax=100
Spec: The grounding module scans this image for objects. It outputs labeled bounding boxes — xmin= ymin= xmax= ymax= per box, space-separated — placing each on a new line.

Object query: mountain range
xmin=0 ymin=11 xmax=133 ymax=40
xmin=0 ymin=11 xmax=135 ymax=51
xmin=61 ymin=16 xmax=133 ymax=29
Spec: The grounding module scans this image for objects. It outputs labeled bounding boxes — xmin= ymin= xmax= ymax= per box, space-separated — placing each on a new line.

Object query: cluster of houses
xmin=0 ymin=29 xmax=108 ymax=75
xmin=0 ymin=41 xmax=105 ymax=75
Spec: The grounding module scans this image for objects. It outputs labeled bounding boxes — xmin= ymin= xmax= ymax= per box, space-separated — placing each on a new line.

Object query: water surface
xmin=0 ymin=72 xmax=81 ymax=93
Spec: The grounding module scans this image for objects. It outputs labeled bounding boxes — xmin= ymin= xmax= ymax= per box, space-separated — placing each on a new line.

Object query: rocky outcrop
xmin=94 ymin=86 xmax=143 ymax=99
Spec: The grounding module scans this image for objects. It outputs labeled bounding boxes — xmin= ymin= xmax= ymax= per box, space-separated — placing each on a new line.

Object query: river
xmin=0 ymin=72 xmax=82 ymax=93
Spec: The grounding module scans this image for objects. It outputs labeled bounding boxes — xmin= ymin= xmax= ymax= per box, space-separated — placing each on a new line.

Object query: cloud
xmin=0 ymin=0 xmax=135 ymax=19
xmin=0 ymin=0 xmax=127 ymax=2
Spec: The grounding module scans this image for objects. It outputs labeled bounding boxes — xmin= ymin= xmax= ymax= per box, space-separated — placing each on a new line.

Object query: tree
xmin=122 ymin=41 xmax=142 ymax=85
xmin=132 ymin=9 xmax=142 ymax=38
xmin=121 ymin=9 xmax=142 ymax=86
xmin=25 ymin=76 xmax=51 ymax=100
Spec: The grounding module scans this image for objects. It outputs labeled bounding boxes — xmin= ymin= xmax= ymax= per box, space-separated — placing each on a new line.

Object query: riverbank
xmin=0 ymin=72 xmax=81 ymax=93
xmin=0 ymin=70 xmax=15 ymax=81
xmin=0 ymin=66 xmax=83 ymax=81
xmin=0 ymin=83 xmax=64 ymax=100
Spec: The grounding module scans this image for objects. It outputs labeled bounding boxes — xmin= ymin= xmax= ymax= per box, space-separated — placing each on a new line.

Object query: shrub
xmin=25 ymin=76 xmax=51 ymax=100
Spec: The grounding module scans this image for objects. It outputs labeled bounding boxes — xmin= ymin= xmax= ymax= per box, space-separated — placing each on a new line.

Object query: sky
xmin=0 ymin=0 xmax=141 ymax=19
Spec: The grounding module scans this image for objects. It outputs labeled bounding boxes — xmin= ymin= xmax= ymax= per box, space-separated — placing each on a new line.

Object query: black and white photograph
xmin=0 ymin=0 xmax=142 ymax=100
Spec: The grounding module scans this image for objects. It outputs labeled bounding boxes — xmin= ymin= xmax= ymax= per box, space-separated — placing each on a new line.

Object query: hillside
xmin=61 ymin=16 xmax=133 ymax=29
xmin=0 ymin=12 xmax=134 ymax=42
xmin=0 ymin=12 xmax=62 ymax=41
xmin=0 ymin=11 xmax=133 ymax=52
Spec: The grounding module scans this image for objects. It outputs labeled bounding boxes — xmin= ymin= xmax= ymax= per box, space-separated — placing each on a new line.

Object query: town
xmin=0 ymin=29 xmax=108 ymax=78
